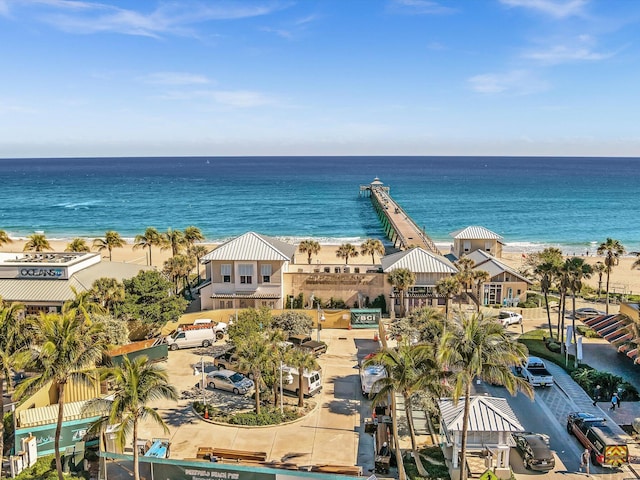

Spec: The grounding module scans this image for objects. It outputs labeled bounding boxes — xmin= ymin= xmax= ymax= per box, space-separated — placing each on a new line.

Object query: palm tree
xmin=188 ymin=244 xmax=209 ymax=284
xmin=565 ymin=257 xmax=593 ymax=349
xmin=65 ymin=238 xmax=91 ymax=252
xmin=454 ymin=257 xmax=475 ymax=293
xmin=91 ymin=277 xmax=125 ymax=315
xmin=592 ymin=261 xmax=607 ymax=300
xmin=0 ymin=300 xmax=31 ymax=473
xmin=435 ymin=276 xmax=462 ymax=319
xmin=235 ymin=335 xmax=271 ymax=415
xmin=299 ymin=240 xmax=321 ymax=265
xmin=633 ymin=253 xmax=640 ymax=271
xmin=336 ymin=243 xmax=359 ymax=265
xmin=23 ymin=233 xmax=52 ymax=252
xmin=162 ymin=228 xmax=185 ymax=257
xmin=367 ymin=342 xmax=449 ymax=461
xmin=534 ymin=259 xmax=562 ymax=339
xmin=163 ymin=254 xmax=194 ymax=294
xmin=183 ymin=226 xmax=205 ymax=247
xmin=93 ymin=230 xmax=125 ymax=261
xmin=86 ymin=356 xmax=177 ymax=480
xmin=16 ymin=311 xmax=106 ymax=480
xmin=597 ymin=238 xmax=626 ymax=314
xmin=63 ymin=286 xmax=106 ymax=320
xmin=387 ymin=268 xmax=416 ymax=318
xmin=439 ymin=312 xmax=533 ymax=480
xmin=133 ymin=227 xmax=161 ymax=266
xmin=288 ymin=348 xmax=319 ymax=407
xmin=360 ymin=239 xmax=385 ymax=264
xmin=471 ymin=270 xmax=490 ymax=312
xmin=0 ymin=230 xmax=13 ymax=247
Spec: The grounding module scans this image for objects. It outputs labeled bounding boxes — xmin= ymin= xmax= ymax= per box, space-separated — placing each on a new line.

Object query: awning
xmin=210 ymin=293 xmax=281 ymax=299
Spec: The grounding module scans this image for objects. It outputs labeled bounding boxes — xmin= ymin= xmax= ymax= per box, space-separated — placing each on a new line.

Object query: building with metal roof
xmin=450 ymin=225 xmax=504 ymax=259
xmin=466 ymin=250 xmax=532 ymax=307
xmin=0 ymin=252 xmax=153 ymax=315
xmin=438 ymin=396 xmax=524 ymax=476
xmin=199 ymin=232 xmax=297 ymax=310
xmin=381 ymin=247 xmax=458 ymax=316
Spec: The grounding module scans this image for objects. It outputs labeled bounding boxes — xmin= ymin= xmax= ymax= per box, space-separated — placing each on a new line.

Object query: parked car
xmin=573 ymin=308 xmax=605 ymax=319
xmin=498 ymin=310 xmax=523 ymax=327
xmin=206 ymin=369 xmax=254 ymax=395
xmin=512 ymin=432 xmax=555 ymax=471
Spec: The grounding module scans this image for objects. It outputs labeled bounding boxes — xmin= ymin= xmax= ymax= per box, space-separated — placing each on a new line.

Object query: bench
xmin=210 ymin=448 xmax=268 ymax=462
xmin=197 ymin=447 xmax=214 ymax=459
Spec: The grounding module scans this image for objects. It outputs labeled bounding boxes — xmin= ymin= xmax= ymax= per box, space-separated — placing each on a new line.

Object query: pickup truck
xmin=567 ymin=412 xmax=628 ymax=467
xmin=516 ymin=356 xmax=554 ymax=387
xmin=288 ymin=334 xmax=328 ymax=356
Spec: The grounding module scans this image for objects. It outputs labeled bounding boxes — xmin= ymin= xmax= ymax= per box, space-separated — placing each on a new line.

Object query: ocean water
xmin=0 ymin=156 xmax=638 ymax=254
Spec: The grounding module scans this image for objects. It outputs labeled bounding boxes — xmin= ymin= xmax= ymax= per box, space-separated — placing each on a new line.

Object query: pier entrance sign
xmin=350 ymin=309 xmax=381 ymax=328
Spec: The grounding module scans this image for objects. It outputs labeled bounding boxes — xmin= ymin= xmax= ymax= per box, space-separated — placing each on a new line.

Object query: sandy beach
xmin=2 ymin=237 xmax=638 ymax=296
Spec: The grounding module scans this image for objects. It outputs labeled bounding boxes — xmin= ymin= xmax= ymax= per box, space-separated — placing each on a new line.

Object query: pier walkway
xmin=360 ymin=178 xmax=441 ymax=254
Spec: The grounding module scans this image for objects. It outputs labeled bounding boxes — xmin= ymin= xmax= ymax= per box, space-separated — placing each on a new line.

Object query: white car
xmin=499 ymin=310 xmax=523 ymax=327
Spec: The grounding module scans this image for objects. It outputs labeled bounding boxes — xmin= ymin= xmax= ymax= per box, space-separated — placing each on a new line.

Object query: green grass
xmin=518 ymin=329 xmax=581 ymax=374
xmin=404 ymin=446 xmax=450 ymax=480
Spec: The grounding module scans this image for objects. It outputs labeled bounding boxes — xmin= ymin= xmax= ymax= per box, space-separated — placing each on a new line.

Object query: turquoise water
xmin=0 ymin=156 xmax=638 ymax=253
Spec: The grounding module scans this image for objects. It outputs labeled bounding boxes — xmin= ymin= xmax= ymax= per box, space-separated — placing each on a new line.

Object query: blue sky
xmin=1 ymin=0 xmax=639 ymax=158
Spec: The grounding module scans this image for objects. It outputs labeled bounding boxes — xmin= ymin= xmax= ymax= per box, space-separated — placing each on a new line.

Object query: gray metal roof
xmin=450 ymin=226 xmax=503 ymax=240
xmin=381 ymin=247 xmax=458 ymax=274
xmin=438 ymin=396 xmax=524 ymax=433
xmin=73 ymin=262 xmax=152 ymax=290
xmin=201 ymin=232 xmax=297 ymax=262
xmin=466 ymin=250 xmax=532 ymax=284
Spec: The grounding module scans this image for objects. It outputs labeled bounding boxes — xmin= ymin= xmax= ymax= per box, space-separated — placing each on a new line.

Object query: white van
xmin=281 ymin=365 xmax=322 ymax=397
xmin=166 ymin=327 xmax=216 ymax=350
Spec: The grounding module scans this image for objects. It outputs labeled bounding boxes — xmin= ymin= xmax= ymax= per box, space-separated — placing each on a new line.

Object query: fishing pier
xmin=360 ymin=178 xmax=441 ymax=254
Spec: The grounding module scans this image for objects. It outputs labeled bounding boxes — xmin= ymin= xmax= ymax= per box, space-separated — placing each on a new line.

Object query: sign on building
xmin=350 ymin=309 xmax=381 ymax=328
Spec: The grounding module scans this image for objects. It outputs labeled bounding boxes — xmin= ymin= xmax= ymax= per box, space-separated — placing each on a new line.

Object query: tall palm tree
xmin=188 ymin=244 xmax=209 ymax=284
xmin=0 ymin=230 xmax=12 ymax=247
xmin=162 ymin=228 xmax=185 ymax=257
xmin=565 ymin=257 xmax=593 ymax=349
xmin=435 ymin=276 xmax=462 ymax=319
xmin=592 ymin=261 xmax=607 ymax=300
xmin=633 ymin=252 xmax=640 ymax=271
xmin=0 ymin=300 xmax=31 ymax=474
xmin=471 ymin=269 xmax=490 ymax=312
xmin=183 ymin=226 xmax=205 ymax=247
xmin=387 ymin=268 xmax=416 ymax=318
xmin=23 ymin=233 xmax=52 ymax=252
xmin=360 ymin=238 xmax=385 ymax=264
xmin=133 ymin=227 xmax=161 ymax=266
xmin=86 ymin=356 xmax=177 ymax=480
xmin=16 ymin=311 xmax=106 ymax=480
xmin=63 ymin=286 xmax=106 ymax=320
xmin=288 ymin=348 xmax=319 ymax=407
xmin=534 ymin=261 xmax=560 ymax=339
xmin=235 ymin=334 xmax=271 ymax=415
xmin=163 ymin=254 xmax=194 ymax=294
xmin=597 ymin=238 xmax=626 ymax=314
xmin=336 ymin=243 xmax=359 ymax=265
xmin=91 ymin=277 xmax=125 ymax=315
xmin=65 ymin=238 xmax=91 ymax=252
xmin=299 ymin=240 xmax=321 ymax=265
xmin=454 ymin=257 xmax=475 ymax=293
xmin=93 ymin=230 xmax=125 ymax=261
xmin=439 ymin=312 xmax=533 ymax=480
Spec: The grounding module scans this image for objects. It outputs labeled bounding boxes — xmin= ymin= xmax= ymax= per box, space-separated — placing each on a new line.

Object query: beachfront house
xmin=381 ymin=247 xmax=458 ymax=316
xmin=465 ymin=249 xmax=532 ymax=307
xmin=0 ymin=252 xmax=152 ymax=315
xmin=450 ymin=225 xmax=504 ymax=259
xmin=199 ymin=232 xmax=297 ymax=310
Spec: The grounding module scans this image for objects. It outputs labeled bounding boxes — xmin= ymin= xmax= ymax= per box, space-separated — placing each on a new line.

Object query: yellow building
xmin=450 ymin=225 xmax=504 ymax=259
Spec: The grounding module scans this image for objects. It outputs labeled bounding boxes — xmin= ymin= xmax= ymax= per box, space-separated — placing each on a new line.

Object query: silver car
xmin=207 ymin=369 xmax=254 ymax=395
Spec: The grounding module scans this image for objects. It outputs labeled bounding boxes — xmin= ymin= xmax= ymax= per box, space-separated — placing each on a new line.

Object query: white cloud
xmin=159 ymin=89 xmax=277 ymax=108
xmin=524 ymin=44 xmax=613 ymax=64
xmin=468 ymin=70 xmax=548 ymax=95
xmin=141 ymin=72 xmax=211 ymax=85
xmin=499 ymin=0 xmax=588 ymax=18
xmin=387 ymin=0 xmax=456 ymax=15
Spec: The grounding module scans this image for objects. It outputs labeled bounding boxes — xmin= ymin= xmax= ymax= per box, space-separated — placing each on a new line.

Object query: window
xmin=221 ymin=264 xmax=231 ymax=283
xmin=485 ymin=241 xmax=492 ymax=252
xmin=239 ymin=264 xmax=253 ymax=284
xmin=219 ymin=300 xmax=225 ymax=309
xmin=261 ymin=264 xmax=272 ymax=283
xmin=226 ymin=301 xmax=233 ymax=308
xmin=463 ymin=240 xmax=471 ymax=252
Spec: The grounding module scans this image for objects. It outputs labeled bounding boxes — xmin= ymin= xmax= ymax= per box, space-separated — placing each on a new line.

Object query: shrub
xmin=14 ymin=455 xmax=87 ymax=480
xmin=570 ymin=368 xmax=639 ymax=401
xmin=404 ymin=445 xmax=450 ymax=480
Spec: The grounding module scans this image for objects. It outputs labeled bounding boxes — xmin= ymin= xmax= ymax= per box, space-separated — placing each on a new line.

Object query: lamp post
xmin=200 ymin=356 xmax=205 ymax=405
xmin=317 ymin=304 xmax=325 ymax=342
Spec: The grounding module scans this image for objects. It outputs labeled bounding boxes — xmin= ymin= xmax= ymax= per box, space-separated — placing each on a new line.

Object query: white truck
xmin=166 ymin=323 xmax=227 ymax=350
xmin=360 ymin=364 xmax=387 ymax=397
xmin=516 ymin=356 xmax=554 ymax=387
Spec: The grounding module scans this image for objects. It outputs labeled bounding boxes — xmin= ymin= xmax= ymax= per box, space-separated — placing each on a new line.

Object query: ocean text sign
xmin=19 ymin=268 xmax=64 ymax=278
